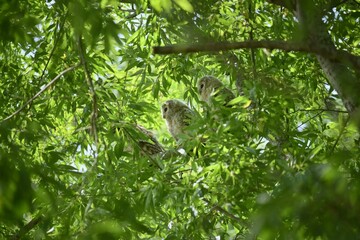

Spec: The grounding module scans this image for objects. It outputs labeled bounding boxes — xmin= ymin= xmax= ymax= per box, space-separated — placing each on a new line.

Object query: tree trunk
xmin=269 ymin=0 xmax=360 ymax=122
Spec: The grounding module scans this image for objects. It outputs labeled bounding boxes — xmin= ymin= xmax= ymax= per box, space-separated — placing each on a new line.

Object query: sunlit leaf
xmin=1 ymin=1 xmax=359 ymax=239
xmin=174 ymin=0 xmax=194 ymax=13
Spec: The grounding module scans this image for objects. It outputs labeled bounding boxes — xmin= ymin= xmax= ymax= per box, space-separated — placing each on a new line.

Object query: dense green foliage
xmin=1 ymin=0 xmax=360 ymax=239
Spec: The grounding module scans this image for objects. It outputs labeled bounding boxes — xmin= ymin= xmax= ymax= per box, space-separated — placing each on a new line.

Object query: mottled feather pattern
xmin=136 ymin=124 xmax=164 ymax=156
xmin=138 ymin=140 xmax=163 ymax=156
xmin=161 ymin=99 xmax=194 ymax=141
xmin=197 ymin=75 xmax=235 ymax=105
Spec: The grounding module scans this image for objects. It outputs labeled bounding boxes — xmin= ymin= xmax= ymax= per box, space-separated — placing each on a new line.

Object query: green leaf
xmin=174 ymin=0 xmax=194 ymax=13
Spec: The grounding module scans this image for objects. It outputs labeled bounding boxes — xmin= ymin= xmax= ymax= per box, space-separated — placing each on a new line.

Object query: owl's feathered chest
xmin=166 ymin=108 xmax=192 ymax=140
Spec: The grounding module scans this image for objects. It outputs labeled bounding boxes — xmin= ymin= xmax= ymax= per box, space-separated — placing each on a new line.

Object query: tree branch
xmin=247 ymin=2 xmax=257 ymax=76
xmin=203 ymin=198 xmax=249 ymax=227
xmin=119 ymin=0 xmax=137 ymax=3
xmin=77 ymin=36 xmax=99 ymax=155
xmin=266 ymin=0 xmax=350 ymax=13
xmin=153 ymin=40 xmax=360 ymax=70
xmin=11 ymin=216 xmax=42 ymax=240
xmin=295 ymin=110 xmax=325 ymax=130
xmin=2 ymin=64 xmax=80 ymax=122
xmin=330 ymin=115 xmax=350 ymax=154
xmin=39 ymin=12 xmax=68 ymax=84
xmin=266 ymin=0 xmax=296 ymax=10
xmin=290 ymin=108 xmax=348 ymax=114
xmin=327 ymin=0 xmax=350 ymax=11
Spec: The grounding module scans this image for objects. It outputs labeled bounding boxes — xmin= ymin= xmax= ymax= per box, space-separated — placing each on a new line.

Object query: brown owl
xmin=197 ymin=75 xmax=235 ymax=106
xmin=135 ymin=124 xmax=164 ymax=156
xmin=161 ymin=99 xmax=194 ymax=142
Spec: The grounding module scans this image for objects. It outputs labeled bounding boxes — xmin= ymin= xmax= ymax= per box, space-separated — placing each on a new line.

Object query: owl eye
xmin=200 ymin=83 xmax=204 ymax=90
xmin=163 ymin=107 xmax=168 ymax=112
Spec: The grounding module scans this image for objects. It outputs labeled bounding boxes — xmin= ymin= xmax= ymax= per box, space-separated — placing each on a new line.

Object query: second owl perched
xmin=161 ymin=99 xmax=194 ymax=142
xmin=197 ymin=75 xmax=235 ymax=106
xmin=135 ymin=124 xmax=164 ymax=156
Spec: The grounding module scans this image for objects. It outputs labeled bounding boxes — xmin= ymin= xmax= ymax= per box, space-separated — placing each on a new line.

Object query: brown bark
xmin=153 ymin=0 xmax=360 ymax=125
xmin=292 ymin=0 xmax=360 ymax=116
xmin=259 ymin=0 xmax=360 ymax=122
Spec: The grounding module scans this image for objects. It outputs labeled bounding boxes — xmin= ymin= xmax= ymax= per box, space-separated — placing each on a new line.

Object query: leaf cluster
xmin=1 ymin=0 xmax=360 ymax=239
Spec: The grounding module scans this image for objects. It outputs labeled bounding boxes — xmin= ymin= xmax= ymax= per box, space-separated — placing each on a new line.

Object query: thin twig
xmin=266 ymin=0 xmax=296 ymax=10
xmin=11 ymin=216 xmax=43 ymax=240
xmin=172 ymin=168 xmax=192 ymax=175
xmin=77 ymin=36 xmax=99 ymax=158
xmin=39 ymin=13 xmax=68 ymax=83
xmin=2 ymin=64 xmax=80 ymax=122
xmin=327 ymin=0 xmax=350 ymax=10
xmin=268 ymin=0 xmax=350 ymax=12
xmin=247 ymin=2 xmax=257 ymax=76
xmin=295 ymin=110 xmax=325 ymax=130
xmin=76 ymin=39 xmax=99 ymax=223
xmin=330 ymin=115 xmax=350 ymax=154
xmin=290 ymin=108 xmax=348 ymax=114
xmin=153 ymin=40 xmax=360 ymax=70
xmin=203 ymin=198 xmax=249 ymax=227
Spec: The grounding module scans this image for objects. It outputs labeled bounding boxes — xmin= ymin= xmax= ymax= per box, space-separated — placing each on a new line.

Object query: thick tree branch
xmin=153 ymin=40 xmax=360 ymax=70
xmin=294 ymin=0 xmax=360 ymax=118
xmin=2 ymin=64 xmax=80 ymax=122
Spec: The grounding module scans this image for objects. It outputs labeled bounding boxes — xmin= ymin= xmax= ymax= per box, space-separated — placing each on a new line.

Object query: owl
xmin=135 ymin=124 xmax=164 ymax=156
xmin=161 ymin=99 xmax=194 ymax=142
xmin=197 ymin=75 xmax=235 ymax=106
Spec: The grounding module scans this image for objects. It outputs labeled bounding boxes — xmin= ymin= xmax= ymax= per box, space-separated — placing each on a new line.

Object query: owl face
xmin=161 ymin=100 xmax=171 ymax=119
xmin=161 ymin=99 xmax=185 ymax=119
xmin=197 ymin=76 xmax=209 ymax=95
xmin=197 ymin=78 xmax=206 ymax=95
xmin=161 ymin=99 xmax=194 ymax=141
xmin=197 ymin=75 xmax=223 ymax=103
